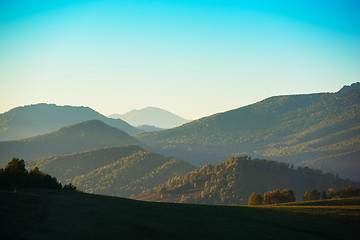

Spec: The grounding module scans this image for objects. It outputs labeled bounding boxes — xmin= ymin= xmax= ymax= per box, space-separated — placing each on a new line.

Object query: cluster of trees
xmin=248 ymin=189 xmax=295 ymax=205
xmin=303 ymin=189 xmax=322 ymax=201
xmin=248 ymin=186 xmax=360 ymax=205
xmin=0 ymin=158 xmax=76 ymax=192
xmin=154 ymin=156 xmax=356 ymax=205
xmin=303 ymin=186 xmax=360 ymax=201
xmin=339 ymin=186 xmax=360 ymax=198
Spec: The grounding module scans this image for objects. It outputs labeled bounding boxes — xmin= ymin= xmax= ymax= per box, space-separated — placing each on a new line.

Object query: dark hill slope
xmin=136 ymin=84 xmax=360 ymax=181
xmin=0 ymin=120 xmax=142 ymax=165
xmin=1 ymin=190 xmax=359 ymax=240
xmin=136 ymin=156 xmax=358 ymax=205
xmin=0 ymin=103 xmax=140 ymax=141
xmin=27 ymin=145 xmax=195 ymax=197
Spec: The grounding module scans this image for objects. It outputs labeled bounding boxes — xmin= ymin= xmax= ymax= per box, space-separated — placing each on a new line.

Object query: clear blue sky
xmin=1 ymin=0 xmax=359 ymax=119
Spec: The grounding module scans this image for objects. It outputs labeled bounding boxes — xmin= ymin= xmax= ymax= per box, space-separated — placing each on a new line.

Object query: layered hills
xmin=136 ymin=83 xmax=360 ymax=181
xmin=109 ymin=106 xmax=190 ymax=129
xmin=136 ymin=156 xmax=358 ymax=204
xmin=0 ymin=103 xmax=140 ymax=141
xmin=0 ymin=120 xmax=142 ymax=165
xmin=27 ymin=145 xmax=195 ymax=197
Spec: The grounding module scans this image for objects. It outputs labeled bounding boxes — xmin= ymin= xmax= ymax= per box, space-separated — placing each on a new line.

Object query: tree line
xmin=248 ymin=189 xmax=296 ymax=205
xmin=303 ymin=186 xmax=360 ymax=201
xmin=0 ymin=158 xmax=76 ymax=192
xmin=248 ymin=186 xmax=360 ymax=205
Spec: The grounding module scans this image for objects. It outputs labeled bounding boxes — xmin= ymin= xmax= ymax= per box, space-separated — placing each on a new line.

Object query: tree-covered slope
xmin=27 ymin=145 xmax=195 ymax=198
xmin=109 ymin=106 xmax=190 ymax=129
xmin=136 ymin=156 xmax=358 ymax=205
xmin=136 ymin=83 xmax=360 ymax=181
xmin=0 ymin=120 xmax=143 ymax=165
xmin=0 ymin=103 xmax=140 ymax=141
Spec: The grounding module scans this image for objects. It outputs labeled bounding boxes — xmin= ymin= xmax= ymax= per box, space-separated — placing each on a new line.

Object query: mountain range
xmin=109 ymin=107 xmax=190 ymax=129
xmin=0 ymin=103 xmax=140 ymax=141
xmin=0 ymin=120 xmax=142 ymax=165
xmin=27 ymin=145 xmax=195 ymax=197
xmin=136 ymin=83 xmax=360 ymax=181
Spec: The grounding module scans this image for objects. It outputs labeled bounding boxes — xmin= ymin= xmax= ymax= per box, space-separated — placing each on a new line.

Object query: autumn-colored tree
xmin=263 ymin=190 xmax=281 ymax=204
xmin=303 ymin=189 xmax=321 ymax=201
xmin=263 ymin=191 xmax=273 ymax=204
xmin=248 ymin=192 xmax=263 ymax=205
xmin=281 ymin=189 xmax=296 ymax=203
xmin=303 ymin=190 xmax=310 ymax=201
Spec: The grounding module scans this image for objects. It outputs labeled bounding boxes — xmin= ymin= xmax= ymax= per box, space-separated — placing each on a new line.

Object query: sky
xmin=1 ymin=0 xmax=359 ymax=119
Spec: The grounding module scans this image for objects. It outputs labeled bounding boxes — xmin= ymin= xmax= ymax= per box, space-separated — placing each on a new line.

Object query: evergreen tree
xmin=339 ymin=186 xmax=360 ymax=198
xmin=321 ymin=190 xmax=327 ymax=200
xmin=5 ymin=158 xmax=27 ymax=192
xmin=328 ymin=187 xmax=337 ymax=199
xmin=309 ymin=189 xmax=320 ymax=200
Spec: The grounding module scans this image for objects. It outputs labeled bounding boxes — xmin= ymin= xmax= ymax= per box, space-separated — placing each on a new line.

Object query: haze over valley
xmin=1 ymin=0 xmax=359 ymax=239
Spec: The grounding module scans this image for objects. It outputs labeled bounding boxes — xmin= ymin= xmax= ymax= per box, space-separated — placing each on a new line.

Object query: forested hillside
xmin=27 ymin=145 xmax=195 ymax=197
xmin=0 ymin=120 xmax=142 ymax=165
xmin=0 ymin=103 xmax=140 ymax=141
xmin=136 ymin=83 xmax=360 ymax=181
xmin=136 ymin=156 xmax=358 ymax=204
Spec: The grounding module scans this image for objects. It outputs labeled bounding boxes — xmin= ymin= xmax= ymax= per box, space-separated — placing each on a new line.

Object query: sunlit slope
xmin=135 ymin=156 xmax=358 ymax=204
xmin=136 ymin=85 xmax=360 ymax=180
xmin=27 ymin=145 xmax=195 ymax=197
xmin=0 ymin=120 xmax=142 ymax=165
xmin=0 ymin=103 xmax=140 ymax=141
xmin=0 ymin=190 xmax=359 ymax=240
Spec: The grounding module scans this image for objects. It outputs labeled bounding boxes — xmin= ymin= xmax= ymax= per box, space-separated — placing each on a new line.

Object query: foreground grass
xmin=0 ymin=190 xmax=359 ymax=240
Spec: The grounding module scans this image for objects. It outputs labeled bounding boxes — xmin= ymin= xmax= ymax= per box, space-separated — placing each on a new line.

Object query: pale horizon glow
xmin=1 ymin=0 xmax=359 ymax=119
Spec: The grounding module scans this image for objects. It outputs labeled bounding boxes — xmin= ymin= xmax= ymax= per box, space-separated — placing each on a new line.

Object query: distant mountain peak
xmin=338 ymin=82 xmax=360 ymax=94
xmin=108 ymin=107 xmax=190 ymax=129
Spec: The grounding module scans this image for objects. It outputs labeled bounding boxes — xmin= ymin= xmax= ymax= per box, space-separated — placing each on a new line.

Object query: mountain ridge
xmin=0 ymin=103 xmax=140 ymax=141
xmin=136 ymin=84 xmax=360 ymax=181
xmin=0 ymin=120 xmax=143 ymax=165
xmin=109 ymin=106 xmax=190 ymax=129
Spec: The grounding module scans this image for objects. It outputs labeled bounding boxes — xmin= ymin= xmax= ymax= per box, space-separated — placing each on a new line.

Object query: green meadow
xmin=1 ymin=190 xmax=359 ymax=240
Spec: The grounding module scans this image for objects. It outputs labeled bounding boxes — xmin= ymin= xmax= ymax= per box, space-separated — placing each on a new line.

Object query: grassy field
xmin=0 ymin=190 xmax=359 ymax=240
